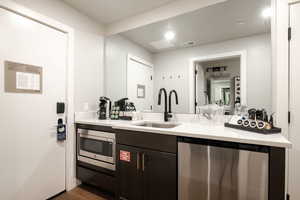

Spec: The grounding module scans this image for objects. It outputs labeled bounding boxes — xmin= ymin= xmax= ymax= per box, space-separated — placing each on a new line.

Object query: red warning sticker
xmin=120 ymin=150 xmax=131 ymax=162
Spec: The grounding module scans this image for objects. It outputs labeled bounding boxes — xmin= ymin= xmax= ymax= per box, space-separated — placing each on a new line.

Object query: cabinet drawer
xmin=77 ymin=166 xmax=115 ymax=194
xmin=115 ymin=129 xmax=177 ymax=153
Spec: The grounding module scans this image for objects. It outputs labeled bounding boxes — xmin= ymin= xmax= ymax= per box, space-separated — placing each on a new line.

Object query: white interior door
xmin=0 ymin=8 xmax=67 ymax=200
xmin=127 ymin=56 xmax=153 ymax=112
xmin=289 ymin=3 xmax=300 ymax=199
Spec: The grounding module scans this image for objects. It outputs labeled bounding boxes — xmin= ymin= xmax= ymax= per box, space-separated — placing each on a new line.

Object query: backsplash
xmin=75 ymin=111 xmax=230 ymax=124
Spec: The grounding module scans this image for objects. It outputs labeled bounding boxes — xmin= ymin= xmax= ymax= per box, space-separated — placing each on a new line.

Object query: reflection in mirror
xmin=104 ymin=0 xmax=272 ymax=115
xmin=196 ymin=56 xmax=241 ymax=115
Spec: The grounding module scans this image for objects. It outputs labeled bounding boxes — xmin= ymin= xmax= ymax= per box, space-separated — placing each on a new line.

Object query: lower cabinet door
xmin=117 ymin=145 xmax=143 ymax=200
xmin=142 ymin=149 xmax=177 ymax=200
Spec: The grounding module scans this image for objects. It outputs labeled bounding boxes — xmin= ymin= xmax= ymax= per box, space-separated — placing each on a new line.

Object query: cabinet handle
xmin=142 ymin=153 xmax=145 ymax=171
xmin=137 ymin=153 xmax=140 ymax=170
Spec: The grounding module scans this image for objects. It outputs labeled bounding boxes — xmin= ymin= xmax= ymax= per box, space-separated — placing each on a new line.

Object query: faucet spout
xmin=169 ymin=90 xmax=179 ymax=113
xmin=158 ymin=88 xmax=167 ymax=105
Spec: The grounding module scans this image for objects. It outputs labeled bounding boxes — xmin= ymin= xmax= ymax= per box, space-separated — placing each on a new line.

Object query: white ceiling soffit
xmin=105 ymin=0 xmax=227 ymax=35
xmin=121 ymin=0 xmax=271 ymax=53
xmin=62 ymin=0 xmax=177 ymax=24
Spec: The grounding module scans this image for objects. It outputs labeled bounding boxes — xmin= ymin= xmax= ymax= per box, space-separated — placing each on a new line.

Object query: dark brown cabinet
xmin=117 ymin=144 xmax=177 ymax=200
xmin=117 ymin=145 xmax=143 ymax=200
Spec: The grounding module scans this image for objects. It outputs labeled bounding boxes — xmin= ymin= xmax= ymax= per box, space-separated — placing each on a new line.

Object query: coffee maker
xmin=98 ymin=97 xmax=111 ymax=120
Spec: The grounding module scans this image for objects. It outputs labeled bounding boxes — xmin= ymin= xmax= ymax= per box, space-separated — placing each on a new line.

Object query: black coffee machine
xmin=98 ymin=97 xmax=111 ymax=120
xmin=115 ymin=98 xmax=128 ymax=111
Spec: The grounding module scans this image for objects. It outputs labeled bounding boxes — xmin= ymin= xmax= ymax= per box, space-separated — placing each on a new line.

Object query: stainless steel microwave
xmin=77 ymin=129 xmax=116 ymax=171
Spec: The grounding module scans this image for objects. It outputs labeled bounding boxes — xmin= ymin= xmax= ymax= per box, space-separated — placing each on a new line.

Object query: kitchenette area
xmin=75 ymin=112 xmax=291 ymax=200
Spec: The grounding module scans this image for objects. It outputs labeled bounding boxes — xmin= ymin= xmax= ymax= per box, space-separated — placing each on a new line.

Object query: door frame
xmin=188 ymin=50 xmax=247 ymax=113
xmin=288 ymin=1 xmax=300 ymax=198
xmin=0 ymin=0 xmax=76 ymax=191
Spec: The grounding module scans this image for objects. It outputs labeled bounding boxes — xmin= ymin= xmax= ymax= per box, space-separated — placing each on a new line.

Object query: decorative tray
xmin=224 ymin=123 xmax=281 ymax=134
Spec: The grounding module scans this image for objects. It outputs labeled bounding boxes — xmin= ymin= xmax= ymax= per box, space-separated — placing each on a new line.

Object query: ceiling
xmin=62 ymin=0 xmax=178 ymax=24
xmin=121 ymin=0 xmax=271 ymax=53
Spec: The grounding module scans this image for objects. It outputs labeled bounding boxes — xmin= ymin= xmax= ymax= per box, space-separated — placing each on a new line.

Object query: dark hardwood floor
xmin=53 ymin=185 xmax=108 ymax=200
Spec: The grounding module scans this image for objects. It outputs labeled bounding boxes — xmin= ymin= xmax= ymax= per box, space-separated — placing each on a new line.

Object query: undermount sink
xmin=135 ymin=122 xmax=180 ymax=129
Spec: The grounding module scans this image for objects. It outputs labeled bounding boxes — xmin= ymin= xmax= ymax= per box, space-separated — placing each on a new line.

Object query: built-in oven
xmin=77 ymin=129 xmax=116 ymax=171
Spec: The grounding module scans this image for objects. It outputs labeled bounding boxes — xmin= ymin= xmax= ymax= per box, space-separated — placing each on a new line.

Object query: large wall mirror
xmin=104 ymin=0 xmax=272 ymax=115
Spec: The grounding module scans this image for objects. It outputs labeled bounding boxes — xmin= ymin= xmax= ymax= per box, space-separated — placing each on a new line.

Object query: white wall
xmin=154 ymin=34 xmax=272 ymax=113
xmin=105 ymin=34 xmax=153 ymax=102
xmin=13 ymin=0 xmax=105 ymax=112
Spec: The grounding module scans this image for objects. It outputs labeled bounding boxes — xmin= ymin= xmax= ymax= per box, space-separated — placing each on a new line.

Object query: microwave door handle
xmin=78 ymin=129 xmax=88 ymax=134
xmin=80 ymin=134 xmax=108 ymax=142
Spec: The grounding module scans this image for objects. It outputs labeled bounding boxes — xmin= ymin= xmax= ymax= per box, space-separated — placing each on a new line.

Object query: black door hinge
xmin=288 ymin=27 xmax=292 ymax=41
xmin=195 ymin=70 xmax=198 ymax=75
xmin=288 ymin=111 xmax=291 ymax=124
xmin=150 ymin=75 xmax=153 ymax=80
xmin=287 ymin=193 xmax=290 ymax=200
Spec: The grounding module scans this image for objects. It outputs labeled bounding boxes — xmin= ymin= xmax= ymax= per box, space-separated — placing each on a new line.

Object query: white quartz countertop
xmin=75 ymin=118 xmax=292 ymax=148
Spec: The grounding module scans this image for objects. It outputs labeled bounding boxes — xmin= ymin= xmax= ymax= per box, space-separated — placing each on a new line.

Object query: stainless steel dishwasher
xmin=178 ymin=137 xmax=269 ymax=200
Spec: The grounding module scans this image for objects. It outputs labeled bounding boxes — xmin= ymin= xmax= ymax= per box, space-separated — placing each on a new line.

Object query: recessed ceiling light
xmin=164 ymin=31 xmax=175 ymax=41
xmin=262 ymin=7 xmax=272 ymax=18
